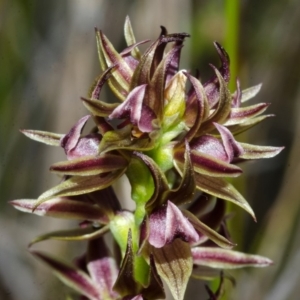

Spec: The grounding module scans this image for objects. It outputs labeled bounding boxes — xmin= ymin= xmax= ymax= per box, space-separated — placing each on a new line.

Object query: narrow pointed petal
xmin=231 ymin=78 xmax=242 ymax=108
xmin=182 ymin=210 xmax=235 ymax=249
xmin=224 ymin=103 xmax=270 ymax=126
xmin=31 ymin=251 xmax=102 ymax=300
xmin=194 ymin=173 xmax=255 ymax=219
xmin=241 ymin=83 xmax=262 ymax=103
xmin=96 ymin=29 xmax=132 ymax=100
xmin=60 ymin=115 xmax=90 ymax=153
xmin=89 ymin=65 xmax=117 ymax=100
xmin=174 ymin=148 xmax=243 ymax=177
xmin=201 ymin=68 xmax=232 ymax=134
xmin=204 ymin=43 xmax=230 ymax=108
xmin=133 ymin=151 xmax=169 ymax=212
xmin=227 ymin=114 xmax=274 ymax=135
xmin=29 ymin=225 xmax=109 ymax=246
xmin=149 ymin=201 xmax=199 ymax=248
xmin=81 ymin=97 xmax=118 ymax=117
xmin=36 ymin=169 xmax=125 ymax=205
xmin=152 ymin=238 xmax=193 ymax=300
xmin=20 ymin=129 xmax=63 ymax=146
xmin=87 ymin=238 xmax=119 ymax=299
xmin=50 ymin=154 xmax=128 ymax=176
xmin=165 ymin=141 xmax=195 ymax=206
xmin=238 ymin=143 xmax=284 ymax=159
xmin=190 ymin=150 xmax=242 ymax=177
xmin=183 ymin=72 xmax=209 ymax=141
xmin=214 ymin=123 xmax=244 ymax=161
xmin=192 ymin=247 xmax=273 ymax=269
xmin=142 ymin=255 xmax=165 ymax=300
xmin=113 ymin=230 xmax=140 ymax=297
xmin=124 ymin=16 xmax=141 ymax=60
xmin=11 ymin=198 xmax=109 ymax=223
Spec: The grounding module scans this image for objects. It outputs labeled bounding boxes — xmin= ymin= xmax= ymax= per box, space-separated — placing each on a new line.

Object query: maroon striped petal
xmin=96 ymin=29 xmax=132 ymax=101
xmin=31 ymin=251 xmax=102 ymax=300
xmin=174 ymin=148 xmax=242 ymax=177
xmin=203 ymin=43 xmax=230 ymax=108
xmin=29 ymin=225 xmax=109 ymax=246
xmin=224 ymin=103 xmax=270 ymax=126
xmin=20 ymin=129 xmax=63 ymax=146
xmin=89 ymin=65 xmax=117 ymax=100
xmin=227 ymin=114 xmax=274 ymax=135
xmin=35 ymin=169 xmax=125 ymax=205
xmin=10 ymin=198 xmax=109 ymax=223
xmin=201 ymin=67 xmax=232 ymax=134
xmin=183 ymin=72 xmax=209 ymax=141
xmin=81 ymin=97 xmax=118 ymax=117
xmin=50 ymin=154 xmax=128 ymax=176
xmin=194 ymin=173 xmax=255 ymax=219
xmin=239 ymin=143 xmax=284 ymax=159
xmin=192 ymin=247 xmax=273 ymax=269
xmin=152 ymin=238 xmax=192 ymax=300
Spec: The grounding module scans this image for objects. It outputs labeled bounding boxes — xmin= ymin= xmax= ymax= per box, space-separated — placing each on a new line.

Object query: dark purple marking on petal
xmin=31 ymin=251 xmax=102 ymax=300
xmin=226 ymin=114 xmax=274 ymax=135
xmin=50 ymin=154 xmax=128 ymax=176
xmin=36 ymin=169 xmax=126 ymax=205
xmin=192 ymin=247 xmax=273 ymax=269
xmin=203 ymin=43 xmax=230 ymax=108
xmin=182 ymin=73 xmax=208 ymax=142
xmin=224 ymin=103 xmax=270 ymax=126
xmin=81 ymin=97 xmax=119 ymax=117
xmin=238 ymin=143 xmax=284 ymax=160
xmin=175 ymin=148 xmax=242 ymax=177
xmin=214 ymin=123 xmax=244 ymax=162
xmin=11 ymin=198 xmax=109 ymax=223
xmin=90 ymin=65 xmax=117 ymax=100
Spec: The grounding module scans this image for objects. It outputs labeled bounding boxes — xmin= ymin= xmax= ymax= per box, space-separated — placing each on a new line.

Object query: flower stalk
xmin=11 ymin=16 xmax=283 ymax=300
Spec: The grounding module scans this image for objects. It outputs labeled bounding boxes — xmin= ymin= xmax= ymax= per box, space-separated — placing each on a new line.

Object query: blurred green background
xmin=1 ymin=0 xmax=299 ymax=299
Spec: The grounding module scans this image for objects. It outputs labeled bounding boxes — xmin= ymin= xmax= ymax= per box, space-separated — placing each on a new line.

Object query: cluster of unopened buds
xmin=11 ymin=17 xmax=283 ymax=300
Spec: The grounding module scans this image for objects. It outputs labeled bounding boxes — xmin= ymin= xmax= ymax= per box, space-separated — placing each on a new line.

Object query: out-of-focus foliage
xmin=1 ymin=0 xmax=299 ymax=299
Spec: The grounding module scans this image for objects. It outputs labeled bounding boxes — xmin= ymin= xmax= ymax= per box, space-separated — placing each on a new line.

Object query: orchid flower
xmin=11 ymin=16 xmax=283 ymax=300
